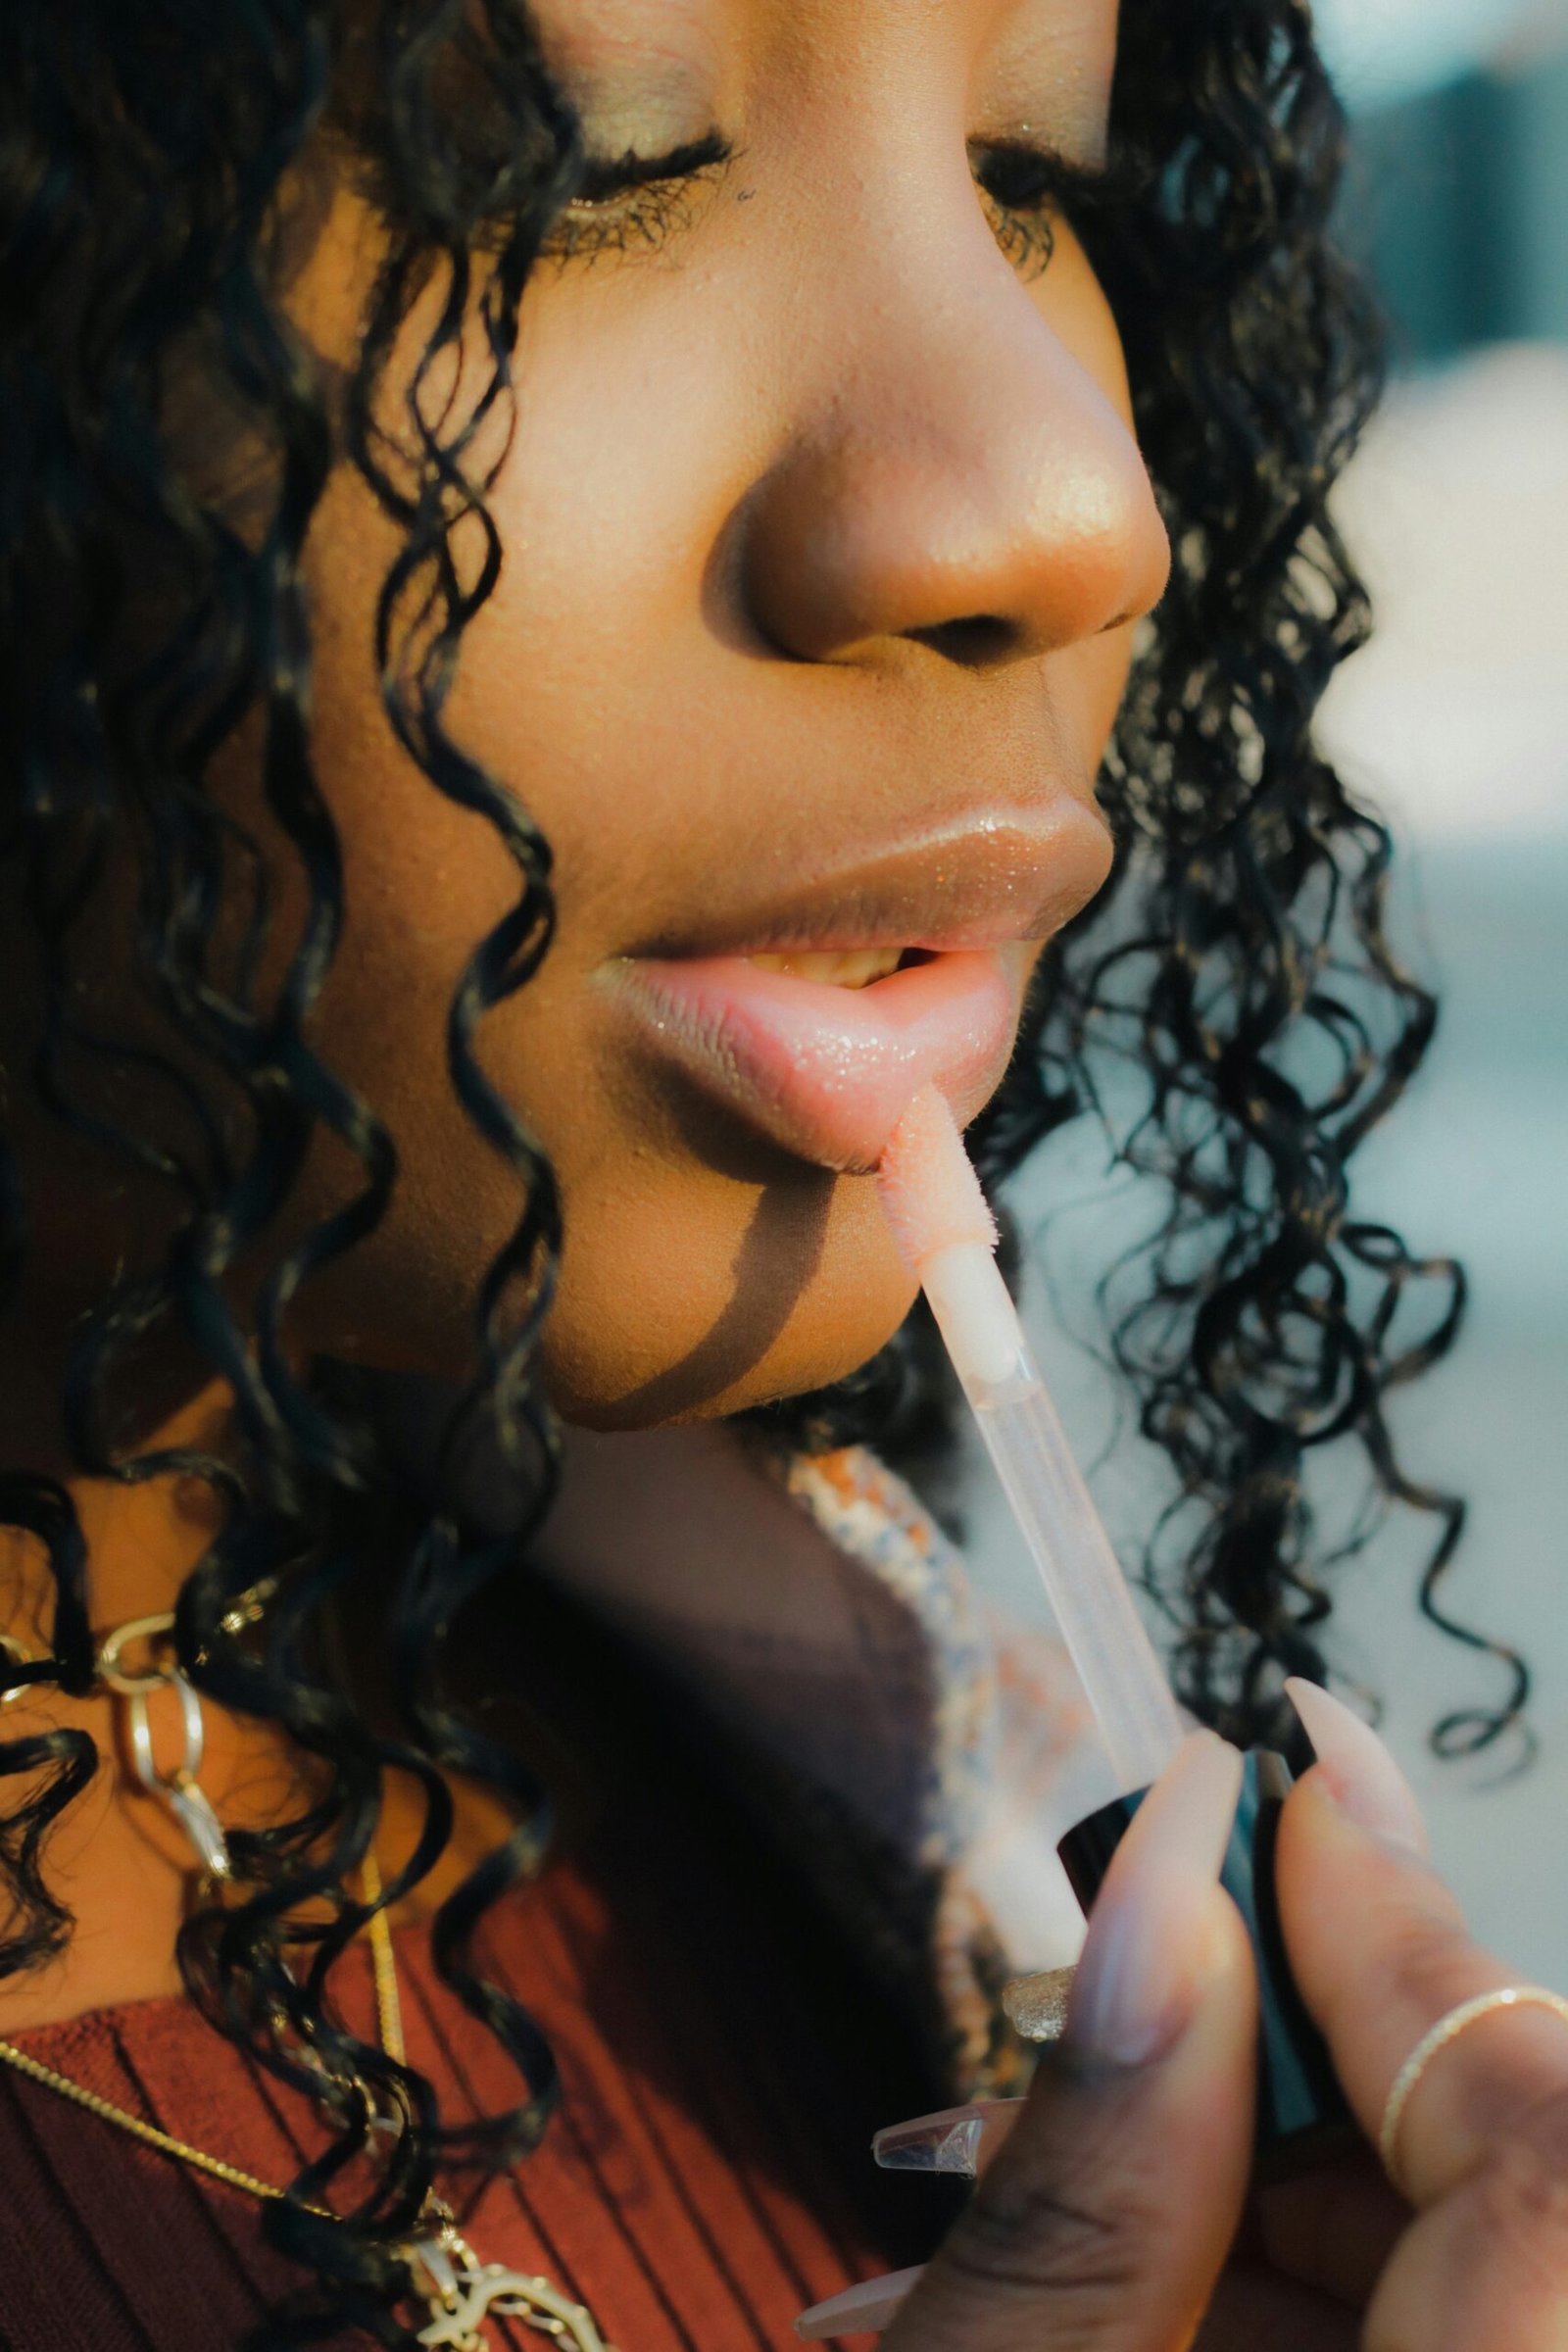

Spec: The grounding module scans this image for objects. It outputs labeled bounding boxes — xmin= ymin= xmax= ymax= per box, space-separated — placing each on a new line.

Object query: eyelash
xmin=547 ymin=132 xmax=734 ymax=262
xmin=547 ymin=131 xmax=1118 ymax=275
xmin=970 ymin=141 xmax=1119 ymax=280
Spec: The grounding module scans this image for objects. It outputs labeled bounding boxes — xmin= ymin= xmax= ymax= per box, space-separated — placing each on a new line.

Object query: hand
xmin=796 ymin=1691 xmax=1568 ymax=2348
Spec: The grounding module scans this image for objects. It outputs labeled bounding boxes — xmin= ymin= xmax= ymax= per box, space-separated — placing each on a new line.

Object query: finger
xmin=1250 ymin=2152 xmax=1406 ymax=2307
xmin=1279 ymin=1681 xmax=1568 ymax=2213
xmin=797 ymin=2102 xmax=1034 ymax=2340
xmin=883 ymin=1731 xmax=1256 ymax=2352
xmin=1194 ymin=2263 xmax=1360 ymax=2352
xmin=1362 ymin=2129 xmax=1568 ymax=2352
xmin=867 ymin=2121 xmax=1389 ymax=2329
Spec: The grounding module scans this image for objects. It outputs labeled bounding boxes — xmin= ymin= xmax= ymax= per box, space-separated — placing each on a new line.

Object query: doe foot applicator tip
xmin=877 ymin=1088 xmax=1015 ymax=1388
xmin=876 ymin=1085 xmax=998 ymax=1272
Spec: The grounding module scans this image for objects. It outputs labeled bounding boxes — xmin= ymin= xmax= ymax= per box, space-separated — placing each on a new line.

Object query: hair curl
xmin=0 ymin=0 xmax=1527 ymax=2340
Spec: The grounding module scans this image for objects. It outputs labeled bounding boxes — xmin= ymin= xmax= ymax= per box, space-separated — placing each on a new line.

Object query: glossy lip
xmin=609 ymin=802 xmax=1112 ymax=1173
xmin=627 ymin=805 xmax=1110 ymax=961
xmin=618 ymin=946 xmax=1021 ymax=1172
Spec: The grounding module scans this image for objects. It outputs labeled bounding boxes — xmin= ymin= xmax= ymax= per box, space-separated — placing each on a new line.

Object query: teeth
xmin=746 ymin=948 xmax=906 ymax=989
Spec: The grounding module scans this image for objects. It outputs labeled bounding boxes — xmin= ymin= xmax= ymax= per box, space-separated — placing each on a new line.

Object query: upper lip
xmin=625 ymin=804 xmax=1112 ymax=961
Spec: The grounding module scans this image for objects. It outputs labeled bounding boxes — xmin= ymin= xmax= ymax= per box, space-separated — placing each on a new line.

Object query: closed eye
xmin=570 ymin=131 xmax=733 ymax=209
xmin=547 ymin=130 xmax=734 ymax=260
xmin=544 ymin=127 xmax=1121 ymax=271
xmin=970 ymin=139 xmax=1128 ymax=278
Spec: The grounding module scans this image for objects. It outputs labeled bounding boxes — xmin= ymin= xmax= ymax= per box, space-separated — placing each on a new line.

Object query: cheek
xmin=1033 ymin=233 xmax=1151 ymax=764
xmin=263 ymin=460 xmax=923 ymax=1416
xmin=260 ymin=216 xmax=1139 ymax=1420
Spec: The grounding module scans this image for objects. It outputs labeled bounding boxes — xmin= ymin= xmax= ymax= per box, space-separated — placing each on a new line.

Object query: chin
xmin=542 ymin=1166 xmax=920 ymax=1432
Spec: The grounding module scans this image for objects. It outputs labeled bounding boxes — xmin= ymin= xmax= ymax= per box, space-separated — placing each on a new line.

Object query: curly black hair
xmin=0 ymin=0 xmax=1529 ymax=2340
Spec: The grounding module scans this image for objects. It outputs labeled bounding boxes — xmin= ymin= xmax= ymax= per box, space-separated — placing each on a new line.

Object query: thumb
xmin=888 ymin=1733 xmax=1257 ymax=2352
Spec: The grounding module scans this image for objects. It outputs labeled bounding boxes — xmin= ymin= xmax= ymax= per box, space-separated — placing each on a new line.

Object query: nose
xmin=738 ymin=269 xmax=1170 ymax=669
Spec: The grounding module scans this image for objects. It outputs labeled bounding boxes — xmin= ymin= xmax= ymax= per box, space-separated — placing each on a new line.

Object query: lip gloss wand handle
xmin=921 ymin=1237 xmax=1186 ymax=1795
xmin=875 ymin=1087 xmax=1185 ymax=1797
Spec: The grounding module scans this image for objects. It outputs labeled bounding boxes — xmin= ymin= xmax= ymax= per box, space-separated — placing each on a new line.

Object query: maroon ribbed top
xmin=0 ymin=1621 xmax=955 ymax=2350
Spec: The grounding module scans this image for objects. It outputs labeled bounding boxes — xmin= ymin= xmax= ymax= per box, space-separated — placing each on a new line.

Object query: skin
xmin=0 ymin=0 xmax=1163 ymax=2024
xmin=3 ymin=18 xmax=1563 ymax=2343
xmin=270 ymin=0 xmax=1165 ymax=1426
xmin=7 ymin=0 xmax=1165 ymax=1444
xmin=873 ymin=1738 xmax=1568 ymax=2351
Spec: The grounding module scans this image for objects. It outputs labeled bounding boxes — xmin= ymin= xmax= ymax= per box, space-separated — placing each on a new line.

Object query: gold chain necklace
xmin=0 ymin=1617 xmax=617 ymax=2352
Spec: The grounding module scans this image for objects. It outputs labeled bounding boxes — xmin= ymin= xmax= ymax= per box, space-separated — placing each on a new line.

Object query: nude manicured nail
xmin=1066 ymin=1729 xmax=1243 ymax=2067
xmin=795 ymin=2264 xmax=923 ymax=2339
xmin=872 ymin=2097 xmax=1023 ymax=2177
xmin=1285 ymin=1677 xmax=1429 ymax=1854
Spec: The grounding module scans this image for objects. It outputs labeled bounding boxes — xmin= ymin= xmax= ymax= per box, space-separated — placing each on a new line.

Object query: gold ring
xmin=1380 ymin=1984 xmax=1568 ymax=2195
xmin=1001 ymin=1966 xmax=1076 ymax=2043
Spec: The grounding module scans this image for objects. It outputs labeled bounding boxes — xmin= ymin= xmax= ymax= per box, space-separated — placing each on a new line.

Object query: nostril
xmin=905 ymin=614 xmax=1018 ymax=668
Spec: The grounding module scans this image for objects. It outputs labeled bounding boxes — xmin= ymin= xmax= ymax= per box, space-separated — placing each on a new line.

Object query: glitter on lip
xmin=614 ymin=946 xmax=1020 ymax=1173
xmin=609 ymin=795 xmax=1112 ymax=1173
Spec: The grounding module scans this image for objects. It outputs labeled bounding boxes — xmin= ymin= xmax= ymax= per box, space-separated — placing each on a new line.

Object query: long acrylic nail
xmin=1285 ymin=1677 xmax=1429 ymax=1854
xmin=872 ymin=2097 xmax=1023 ymax=2178
xmin=1066 ymin=1729 xmax=1244 ymax=2067
xmin=795 ymin=2264 xmax=923 ymax=2340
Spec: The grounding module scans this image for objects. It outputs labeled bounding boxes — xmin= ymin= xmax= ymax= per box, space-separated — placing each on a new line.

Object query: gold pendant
xmin=411 ymin=2230 xmax=616 ymax=2352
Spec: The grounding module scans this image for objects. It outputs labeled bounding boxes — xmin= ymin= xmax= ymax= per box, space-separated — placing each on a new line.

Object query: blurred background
xmin=971 ymin=0 xmax=1568 ymax=1978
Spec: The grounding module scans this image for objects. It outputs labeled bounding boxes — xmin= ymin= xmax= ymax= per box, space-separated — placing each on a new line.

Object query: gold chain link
xmin=0 ymin=2033 xmax=337 ymax=2213
xmin=361 ymin=1846 xmax=408 ymax=2067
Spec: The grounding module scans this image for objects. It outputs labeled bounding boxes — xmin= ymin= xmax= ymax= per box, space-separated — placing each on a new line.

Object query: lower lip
xmin=614 ymin=948 xmax=1021 ymax=1172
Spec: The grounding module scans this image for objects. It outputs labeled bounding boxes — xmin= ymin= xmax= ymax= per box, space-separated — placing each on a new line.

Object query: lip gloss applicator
xmin=875 ymin=1086 xmax=1349 ymax=2173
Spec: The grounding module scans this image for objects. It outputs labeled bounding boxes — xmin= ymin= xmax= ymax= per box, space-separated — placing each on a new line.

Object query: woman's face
xmin=139 ymin=0 xmax=1171 ymax=1431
